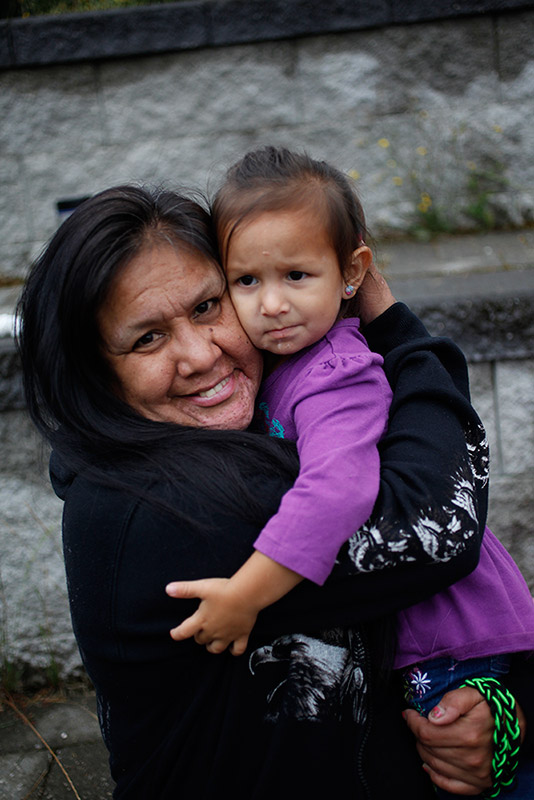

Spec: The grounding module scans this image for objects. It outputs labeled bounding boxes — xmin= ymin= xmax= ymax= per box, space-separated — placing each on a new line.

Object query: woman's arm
xmin=334 ymin=302 xmax=487 ymax=583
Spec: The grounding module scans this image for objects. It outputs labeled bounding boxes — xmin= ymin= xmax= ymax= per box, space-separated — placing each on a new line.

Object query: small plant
xmin=462 ymin=164 xmax=508 ymax=230
xmin=354 ymin=116 xmax=513 ymax=240
xmin=5 ymin=0 xmax=191 ymax=17
xmin=0 ymin=657 xmax=23 ymax=693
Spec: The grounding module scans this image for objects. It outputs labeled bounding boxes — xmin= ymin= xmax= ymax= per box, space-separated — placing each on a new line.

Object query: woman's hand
xmin=356 ymin=262 xmax=396 ymax=327
xmin=166 ymin=578 xmax=259 ymax=655
xmin=404 ymin=685 xmax=526 ymax=796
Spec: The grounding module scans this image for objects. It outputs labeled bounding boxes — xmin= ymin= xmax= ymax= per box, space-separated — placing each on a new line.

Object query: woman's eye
xmin=236 ymin=275 xmax=258 ymax=287
xmin=133 ymin=332 xmax=158 ymax=350
xmin=194 ymin=298 xmax=220 ymax=317
xmin=288 ymin=271 xmax=306 ymax=281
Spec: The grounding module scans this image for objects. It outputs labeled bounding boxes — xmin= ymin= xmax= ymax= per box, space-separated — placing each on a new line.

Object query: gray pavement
xmin=0 ymin=692 xmax=114 ymax=800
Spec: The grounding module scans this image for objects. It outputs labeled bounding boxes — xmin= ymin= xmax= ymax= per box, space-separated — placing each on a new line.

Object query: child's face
xmin=224 ymin=206 xmax=345 ymax=355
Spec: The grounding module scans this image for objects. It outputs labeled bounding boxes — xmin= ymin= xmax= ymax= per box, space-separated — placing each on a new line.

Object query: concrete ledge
xmin=409 ymin=294 xmax=534 ymax=362
xmin=2 ymin=229 xmax=533 ymax=411
xmin=2 ymin=0 xmax=534 ymax=68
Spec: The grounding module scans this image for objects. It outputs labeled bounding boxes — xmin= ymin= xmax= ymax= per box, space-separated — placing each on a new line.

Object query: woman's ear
xmin=342 ymin=245 xmax=373 ymax=299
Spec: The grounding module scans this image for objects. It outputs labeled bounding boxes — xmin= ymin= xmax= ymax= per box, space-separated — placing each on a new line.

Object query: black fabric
xmin=52 ymin=303 xmax=530 ymax=799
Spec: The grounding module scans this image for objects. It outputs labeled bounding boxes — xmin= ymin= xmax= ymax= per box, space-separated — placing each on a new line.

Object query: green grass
xmin=5 ymin=0 xmax=193 ymax=17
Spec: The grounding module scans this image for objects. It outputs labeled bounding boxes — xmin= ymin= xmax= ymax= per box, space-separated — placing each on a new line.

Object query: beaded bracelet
xmin=459 ymin=677 xmax=521 ymax=798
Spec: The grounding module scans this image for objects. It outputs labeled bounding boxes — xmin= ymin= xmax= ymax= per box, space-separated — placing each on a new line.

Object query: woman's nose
xmin=173 ymin=329 xmax=221 ymax=378
xmin=260 ymin=287 xmax=289 ymax=316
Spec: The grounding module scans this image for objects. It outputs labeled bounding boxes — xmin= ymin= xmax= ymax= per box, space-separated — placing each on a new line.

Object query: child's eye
xmin=288 ymin=271 xmax=306 ymax=281
xmin=236 ymin=275 xmax=258 ymax=287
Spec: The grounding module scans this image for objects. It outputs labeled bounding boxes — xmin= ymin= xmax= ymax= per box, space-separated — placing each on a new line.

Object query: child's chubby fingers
xmin=205 ymin=639 xmax=231 ymax=654
xmin=229 ymin=634 xmax=250 ymax=657
xmin=166 ymin=579 xmax=212 ymax=600
xmin=169 ymin=611 xmax=203 ymax=641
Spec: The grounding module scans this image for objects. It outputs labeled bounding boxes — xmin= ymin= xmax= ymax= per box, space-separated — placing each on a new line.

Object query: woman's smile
xmin=185 ymin=371 xmax=239 ymax=406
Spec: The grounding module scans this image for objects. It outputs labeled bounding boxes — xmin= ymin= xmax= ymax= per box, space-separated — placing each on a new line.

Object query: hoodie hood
xmin=49 ymin=449 xmax=77 ymax=500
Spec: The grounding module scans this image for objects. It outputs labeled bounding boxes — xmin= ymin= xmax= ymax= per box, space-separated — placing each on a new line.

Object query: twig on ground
xmin=3 ymin=691 xmax=82 ymax=800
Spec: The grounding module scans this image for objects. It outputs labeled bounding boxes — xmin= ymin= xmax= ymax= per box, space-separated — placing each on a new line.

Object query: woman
xmin=17 ymin=185 xmax=530 ymax=798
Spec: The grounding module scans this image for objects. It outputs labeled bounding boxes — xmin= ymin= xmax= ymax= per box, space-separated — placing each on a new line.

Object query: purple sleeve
xmin=253 ymin=350 xmax=392 ymax=584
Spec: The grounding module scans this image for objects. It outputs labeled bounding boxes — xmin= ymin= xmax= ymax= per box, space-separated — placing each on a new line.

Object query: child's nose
xmin=260 ymin=287 xmax=288 ymax=316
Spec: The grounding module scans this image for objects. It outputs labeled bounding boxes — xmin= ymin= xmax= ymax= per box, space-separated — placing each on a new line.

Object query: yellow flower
xmin=378 ymin=138 xmax=390 ymax=149
xmin=417 ymin=193 xmax=432 ymax=213
xmin=392 ymin=176 xmax=403 ymax=186
xmin=348 ymin=169 xmax=361 ymax=180
xmin=416 ymin=146 xmax=428 ymax=156
xmin=492 ymin=125 xmax=502 ymax=133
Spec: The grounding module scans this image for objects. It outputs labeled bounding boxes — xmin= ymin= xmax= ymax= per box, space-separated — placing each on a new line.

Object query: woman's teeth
xmin=198 ymin=376 xmax=231 ymax=398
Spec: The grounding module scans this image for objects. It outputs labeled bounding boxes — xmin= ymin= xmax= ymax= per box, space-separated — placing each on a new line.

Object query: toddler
xmin=167 ymin=149 xmax=534 ymax=792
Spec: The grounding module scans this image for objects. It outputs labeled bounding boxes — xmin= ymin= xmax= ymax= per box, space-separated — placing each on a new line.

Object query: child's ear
xmin=342 ymin=245 xmax=373 ymax=298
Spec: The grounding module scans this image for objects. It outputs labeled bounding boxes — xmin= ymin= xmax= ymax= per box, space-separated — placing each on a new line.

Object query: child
xmin=167 ymin=148 xmax=534 ymax=788
xmin=169 ymin=146 xmax=393 ymax=653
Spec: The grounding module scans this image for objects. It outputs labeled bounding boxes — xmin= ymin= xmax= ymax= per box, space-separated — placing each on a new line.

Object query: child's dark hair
xmin=212 ymin=146 xmax=368 ymax=315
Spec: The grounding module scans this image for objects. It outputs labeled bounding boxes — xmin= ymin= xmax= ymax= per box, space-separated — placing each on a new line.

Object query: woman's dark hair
xmin=16 ymin=184 xmax=298 ymax=528
xmin=212 ymin=146 xmax=369 ymax=317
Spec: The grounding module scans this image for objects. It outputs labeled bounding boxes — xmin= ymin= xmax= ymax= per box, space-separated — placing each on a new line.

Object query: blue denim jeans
xmin=402 ymin=654 xmax=511 ymax=716
xmin=401 ymin=655 xmax=533 ymax=798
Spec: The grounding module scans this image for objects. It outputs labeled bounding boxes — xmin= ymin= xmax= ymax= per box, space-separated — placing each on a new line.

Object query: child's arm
xmin=166 ymin=551 xmax=302 ymax=655
xmin=254 ymin=338 xmax=391 ymax=586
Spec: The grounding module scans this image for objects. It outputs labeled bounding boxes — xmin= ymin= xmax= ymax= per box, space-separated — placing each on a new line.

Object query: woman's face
xmin=98 ymin=242 xmax=263 ymax=430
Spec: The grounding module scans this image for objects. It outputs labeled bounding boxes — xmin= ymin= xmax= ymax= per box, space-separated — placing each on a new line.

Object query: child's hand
xmin=166 ymin=578 xmax=259 ymax=656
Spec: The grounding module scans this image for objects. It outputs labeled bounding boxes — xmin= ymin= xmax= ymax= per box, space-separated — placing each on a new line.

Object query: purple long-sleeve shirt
xmin=395 ymin=527 xmax=534 ymax=668
xmin=254 ymin=317 xmax=534 ymax=664
xmin=254 ymin=318 xmax=392 ymax=584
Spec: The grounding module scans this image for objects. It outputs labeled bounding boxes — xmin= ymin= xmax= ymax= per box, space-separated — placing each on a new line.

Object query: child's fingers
xmin=169 ymin=612 xmax=203 ymax=641
xmin=166 ymin=580 xmax=208 ymax=599
xmin=229 ymin=633 xmax=249 ymax=657
xmin=205 ymin=639 xmax=229 ymax=654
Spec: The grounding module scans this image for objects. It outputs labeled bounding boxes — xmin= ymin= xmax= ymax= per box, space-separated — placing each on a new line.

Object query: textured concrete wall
xmin=1 ymin=6 xmax=534 ymax=280
xmin=1 ymin=4 xmax=533 ymax=682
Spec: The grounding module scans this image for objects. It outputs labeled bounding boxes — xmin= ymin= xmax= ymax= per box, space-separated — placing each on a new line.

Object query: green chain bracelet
xmin=459 ymin=677 xmax=521 ymax=798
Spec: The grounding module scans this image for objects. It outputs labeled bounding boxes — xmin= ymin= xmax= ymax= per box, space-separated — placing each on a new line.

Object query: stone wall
xmin=2 ymin=1 xmax=534 ymax=280
xmin=1 ymin=1 xmax=533 ymax=682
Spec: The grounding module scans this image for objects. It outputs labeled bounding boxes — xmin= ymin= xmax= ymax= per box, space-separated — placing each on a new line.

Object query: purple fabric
xmin=395 ymin=527 xmax=534 ymax=668
xmin=254 ymin=318 xmax=534 ymax=664
xmin=254 ymin=319 xmax=392 ymax=584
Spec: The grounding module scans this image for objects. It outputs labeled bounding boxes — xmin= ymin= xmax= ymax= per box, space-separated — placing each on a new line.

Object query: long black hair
xmin=16 ymin=185 xmax=298 ymax=528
